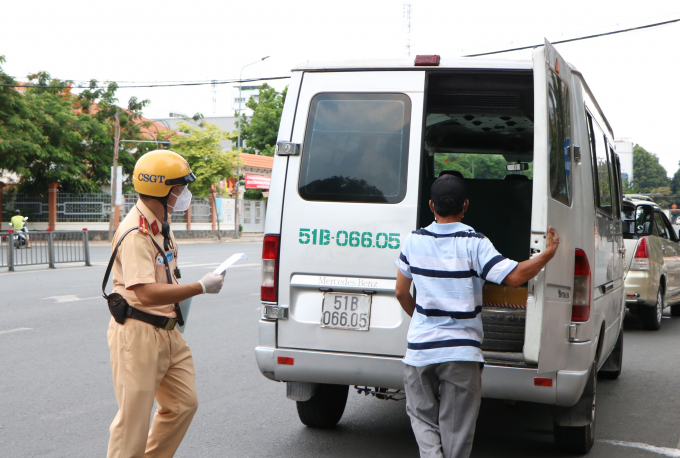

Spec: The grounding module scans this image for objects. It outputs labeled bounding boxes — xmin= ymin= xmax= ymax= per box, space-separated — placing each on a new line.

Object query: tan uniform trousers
xmin=107 ymin=317 xmax=198 ymax=458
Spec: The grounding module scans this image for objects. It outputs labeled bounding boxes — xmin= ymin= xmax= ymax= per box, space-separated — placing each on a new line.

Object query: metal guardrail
xmin=3 ymin=192 xmax=212 ymax=223
xmin=0 ymin=230 xmax=91 ymax=272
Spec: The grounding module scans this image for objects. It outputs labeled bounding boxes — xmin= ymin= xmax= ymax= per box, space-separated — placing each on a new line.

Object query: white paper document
xmin=177 ymin=297 xmax=192 ymax=334
xmin=213 ymin=253 xmax=248 ymax=275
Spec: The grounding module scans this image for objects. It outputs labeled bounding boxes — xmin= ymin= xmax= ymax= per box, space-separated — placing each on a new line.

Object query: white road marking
xmin=202 ymin=263 xmax=259 ymax=269
xmin=600 ymin=440 xmax=680 ymax=457
xmin=44 ymin=295 xmax=81 ymax=302
xmin=0 ymin=328 xmax=32 ymax=335
xmin=43 ymin=295 xmax=101 ymax=302
xmin=249 ymin=293 xmax=260 ymax=296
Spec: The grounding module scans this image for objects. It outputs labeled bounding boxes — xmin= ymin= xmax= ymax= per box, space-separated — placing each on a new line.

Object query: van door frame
xmin=525 ymin=40 xmax=577 ymax=374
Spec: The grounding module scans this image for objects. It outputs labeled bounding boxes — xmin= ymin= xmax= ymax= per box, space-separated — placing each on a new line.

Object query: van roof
xmin=292 ymin=57 xmax=533 ymax=72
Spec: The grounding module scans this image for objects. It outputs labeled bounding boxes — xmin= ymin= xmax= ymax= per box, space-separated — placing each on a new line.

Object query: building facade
xmin=615 ymin=139 xmax=634 ymax=183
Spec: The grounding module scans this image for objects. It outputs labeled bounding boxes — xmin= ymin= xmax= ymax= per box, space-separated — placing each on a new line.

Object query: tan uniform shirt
xmin=111 ymin=199 xmax=179 ymax=318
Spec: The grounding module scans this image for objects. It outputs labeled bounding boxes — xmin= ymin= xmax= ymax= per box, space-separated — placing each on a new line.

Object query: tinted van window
xmin=299 ymin=93 xmax=411 ymax=203
xmin=547 ymin=71 xmax=572 ymax=206
xmin=593 ymin=123 xmax=612 ymax=211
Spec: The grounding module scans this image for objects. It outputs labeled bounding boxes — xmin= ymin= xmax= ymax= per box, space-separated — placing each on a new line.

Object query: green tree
xmin=633 ymin=144 xmax=669 ymax=193
xmin=670 ymin=161 xmax=680 ymax=194
xmin=433 ymin=153 xmax=532 ymax=179
xmin=160 ymin=122 xmax=241 ymax=237
xmin=648 ymin=186 xmax=673 ymax=208
xmin=77 ymin=80 xmax=155 ymax=193
xmin=0 ymin=56 xmax=154 ymax=194
xmin=236 ymin=84 xmax=287 ymax=156
xmin=0 ymin=56 xmax=45 ymax=176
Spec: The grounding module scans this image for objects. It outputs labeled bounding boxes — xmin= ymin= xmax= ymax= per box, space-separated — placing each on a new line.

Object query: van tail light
xmin=261 ymin=234 xmax=280 ymax=303
xmin=630 ymin=237 xmax=650 ymax=271
xmin=572 ymin=249 xmax=591 ymax=322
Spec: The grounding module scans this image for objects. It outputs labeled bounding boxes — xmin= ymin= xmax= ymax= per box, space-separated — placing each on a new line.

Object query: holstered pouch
xmin=107 ymin=293 xmax=129 ymax=324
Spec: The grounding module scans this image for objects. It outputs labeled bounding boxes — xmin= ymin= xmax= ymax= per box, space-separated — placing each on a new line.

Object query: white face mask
xmin=169 ymin=186 xmax=192 ymax=212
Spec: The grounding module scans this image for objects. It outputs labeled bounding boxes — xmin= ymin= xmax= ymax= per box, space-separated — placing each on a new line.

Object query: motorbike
xmin=8 ymin=216 xmax=28 ymax=249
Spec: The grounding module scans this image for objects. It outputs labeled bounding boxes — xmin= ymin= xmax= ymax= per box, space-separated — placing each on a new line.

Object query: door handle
xmin=618 ymin=248 xmax=626 ymax=254
xmin=601 ymin=283 xmax=614 ymax=294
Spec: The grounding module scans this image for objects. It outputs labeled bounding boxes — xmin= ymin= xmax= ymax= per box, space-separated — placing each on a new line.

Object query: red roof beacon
xmin=414 ymin=55 xmax=441 ymax=66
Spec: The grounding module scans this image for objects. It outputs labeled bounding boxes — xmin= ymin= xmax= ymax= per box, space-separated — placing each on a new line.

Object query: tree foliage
xmin=160 ymin=122 xmax=241 ymax=198
xmin=632 ymin=144 xmax=669 ymax=193
xmin=433 ymin=153 xmax=532 ymax=179
xmin=236 ymin=84 xmax=287 ymax=156
xmin=671 ymin=161 xmax=680 ymax=194
xmin=0 ymin=56 xmax=153 ymax=194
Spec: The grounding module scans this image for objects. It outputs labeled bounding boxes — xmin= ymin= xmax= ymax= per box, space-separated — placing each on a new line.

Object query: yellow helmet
xmin=132 ymin=150 xmax=196 ymax=197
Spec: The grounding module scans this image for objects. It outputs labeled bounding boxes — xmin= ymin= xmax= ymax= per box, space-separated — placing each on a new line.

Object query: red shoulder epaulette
xmin=139 ymin=216 xmax=150 ymax=235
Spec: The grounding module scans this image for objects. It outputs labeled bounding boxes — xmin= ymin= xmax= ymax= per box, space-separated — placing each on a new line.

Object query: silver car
xmin=623 ymin=198 xmax=680 ymax=329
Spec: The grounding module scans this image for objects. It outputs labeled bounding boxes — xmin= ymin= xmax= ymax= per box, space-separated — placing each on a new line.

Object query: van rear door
xmin=277 ymin=70 xmax=424 ymax=356
xmin=528 ymin=40 xmax=576 ymax=374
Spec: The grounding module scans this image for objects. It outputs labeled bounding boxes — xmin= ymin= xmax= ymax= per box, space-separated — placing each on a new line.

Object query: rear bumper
xmin=255 ymin=346 xmax=589 ymax=407
xmin=625 ymin=270 xmax=657 ymax=306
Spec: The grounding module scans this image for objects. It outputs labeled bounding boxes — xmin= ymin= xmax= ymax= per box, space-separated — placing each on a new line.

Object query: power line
xmin=0 ymin=75 xmax=291 ymax=90
xmin=464 ymin=17 xmax=680 ymax=57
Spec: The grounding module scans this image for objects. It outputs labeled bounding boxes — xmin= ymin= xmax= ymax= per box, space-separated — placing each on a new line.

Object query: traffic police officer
xmin=106 ymin=150 xmax=225 ymax=457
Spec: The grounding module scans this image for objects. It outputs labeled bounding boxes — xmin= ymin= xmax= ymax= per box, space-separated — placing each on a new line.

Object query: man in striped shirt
xmin=395 ymin=174 xmax=560 ymax=458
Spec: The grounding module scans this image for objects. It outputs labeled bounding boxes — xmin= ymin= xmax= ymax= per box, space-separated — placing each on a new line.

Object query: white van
xmin=256 ymin=40 xmax=625 ymax=454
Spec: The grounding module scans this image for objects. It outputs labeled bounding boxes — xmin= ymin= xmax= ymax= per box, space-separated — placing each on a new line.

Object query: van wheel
xmin=641 ymin=288 xmax=663 ymax=330
xmin=554 ymin=362 xmax=597 ymax=454
xmin=598 ymin=328 xmax=623 ymax=380
xmin=296 ymin=384 xmax=349 ymax=428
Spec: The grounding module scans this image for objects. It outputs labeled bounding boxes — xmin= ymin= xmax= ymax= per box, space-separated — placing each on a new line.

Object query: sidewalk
xmin=88 ymin=233 xmax=264 ymax=247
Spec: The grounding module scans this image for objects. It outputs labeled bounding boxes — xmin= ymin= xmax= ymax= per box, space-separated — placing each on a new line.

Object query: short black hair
xmin=431 ymin=175 xmax=467 ymax=217
xmin=433 ymin=197 xmax=465 ymax=217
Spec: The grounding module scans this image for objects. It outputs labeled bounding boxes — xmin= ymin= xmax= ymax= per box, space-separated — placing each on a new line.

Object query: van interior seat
xmin=463 ymin=178 xmax=533 ymax=264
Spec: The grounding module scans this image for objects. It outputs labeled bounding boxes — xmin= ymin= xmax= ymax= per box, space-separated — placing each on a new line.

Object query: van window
xmin=547 ymin=71 xmax=572 ymax=206
xmin=298 ymin=93 xmax=411 ymax=203
xmin=609 ymin=146 xmax=620 ymax=218
xmin=433 ymin=153 xmax=533 ymax=180
xmin=592 ymin=123 xmax=612 ymax=212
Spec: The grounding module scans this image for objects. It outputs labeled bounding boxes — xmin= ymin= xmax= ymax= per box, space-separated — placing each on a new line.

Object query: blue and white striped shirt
xmin=396 ymin=222 xmax=517 ymax=366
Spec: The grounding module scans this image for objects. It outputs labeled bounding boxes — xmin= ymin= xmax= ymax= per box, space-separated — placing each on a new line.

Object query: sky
xmin=2 ymin=0 xmax=679 ymax=176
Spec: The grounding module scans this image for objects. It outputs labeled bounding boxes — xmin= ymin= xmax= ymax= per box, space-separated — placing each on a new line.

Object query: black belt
xmin=126 ymin=306 xmax=178 ymax=330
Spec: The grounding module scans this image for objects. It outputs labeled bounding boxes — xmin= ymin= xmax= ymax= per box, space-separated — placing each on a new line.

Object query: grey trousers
xmin=404 ymin=361 xmax=482 ymax=458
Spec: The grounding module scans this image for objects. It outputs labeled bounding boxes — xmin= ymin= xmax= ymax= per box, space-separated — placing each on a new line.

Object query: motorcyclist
xmin=10 ymin=209 xmax=30 ymax=248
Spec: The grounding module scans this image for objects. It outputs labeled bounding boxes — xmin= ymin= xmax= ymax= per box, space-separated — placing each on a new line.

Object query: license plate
xmin=320 ymin=293 xmax=372 ymax=331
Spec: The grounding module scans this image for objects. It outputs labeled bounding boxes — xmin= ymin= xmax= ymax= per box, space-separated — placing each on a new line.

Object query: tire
xmin=599 ymin=328 xmax=623 ymax=380
xmin=296 ymin=384 xmax=349 ymax=428
xmin=554 ymin=362 xmax=597 ymax=454
xmin=640 ymin=288 xmax=663 ymax=331
xmin=481 ymin=308 xmax=525 ymax=352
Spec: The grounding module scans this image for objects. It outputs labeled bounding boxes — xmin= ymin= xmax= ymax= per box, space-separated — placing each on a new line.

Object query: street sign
xmin=245 ymin=174 xmax=270 ymax=190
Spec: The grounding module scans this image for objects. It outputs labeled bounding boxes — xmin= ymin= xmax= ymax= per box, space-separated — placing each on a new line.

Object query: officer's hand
xmin=199 ymin=272 xmax=226 ymax=294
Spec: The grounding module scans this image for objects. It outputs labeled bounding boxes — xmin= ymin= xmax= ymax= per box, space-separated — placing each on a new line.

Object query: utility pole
xmin=108 ymin=107 xmax=120 ymax=241
xmin=235 ymin=55 xmax=269 ymax=238
xmin=403 ymin=2 xmax=411 ymax=57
